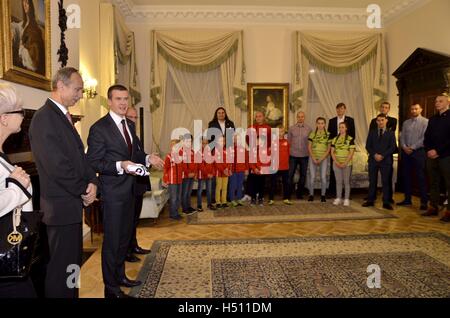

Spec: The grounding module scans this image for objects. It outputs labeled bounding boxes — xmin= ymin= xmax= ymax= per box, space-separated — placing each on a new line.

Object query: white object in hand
xmin=127 ymin=164 xmax=149 ymax=176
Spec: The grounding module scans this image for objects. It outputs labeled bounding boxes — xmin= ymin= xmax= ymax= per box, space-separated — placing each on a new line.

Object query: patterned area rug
xmin=186 ymin=201 xmax=396 ymax=225
xmin=130 ymin=232 xmax=450 ymax=298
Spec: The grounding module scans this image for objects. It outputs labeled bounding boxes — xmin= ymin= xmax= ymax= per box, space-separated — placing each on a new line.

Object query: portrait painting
xmin=0 ymin=0 xmax=51 ymax=90
xmin=247 ymin=83 xmax=289 ymax=128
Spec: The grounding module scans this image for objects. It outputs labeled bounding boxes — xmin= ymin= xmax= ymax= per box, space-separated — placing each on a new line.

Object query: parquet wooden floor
xmin=79 ymin=193 xmax=449 ymax=298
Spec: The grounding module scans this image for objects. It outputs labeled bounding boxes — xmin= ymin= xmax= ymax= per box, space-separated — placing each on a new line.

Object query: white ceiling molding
xmin=112 ymin=0 xmax=431 ymax=26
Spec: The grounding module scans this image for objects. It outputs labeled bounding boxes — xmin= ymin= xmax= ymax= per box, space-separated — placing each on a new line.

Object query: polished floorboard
xmin=79 ymin=193 xmax=450 ymax=298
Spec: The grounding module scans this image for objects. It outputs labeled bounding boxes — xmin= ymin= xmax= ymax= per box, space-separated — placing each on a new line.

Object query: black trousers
xmin=45 ymin=223 xmax=82 ymax=298
xmin=248 ymin=173 xmax=266 ymax=201
xmin=269 ymin=170 xmax=290 ymax=200
xmin=102 ymin=198 xmax=134 ymax=294
xmin=128 ymin=194 xmax=144 ymax=254
xmin=368 ymin=159 xmax=393 ymax=204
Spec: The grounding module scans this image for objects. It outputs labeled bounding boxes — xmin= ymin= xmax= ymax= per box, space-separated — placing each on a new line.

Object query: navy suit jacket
xmin=29 ymin=99 xmax=98 ymax=225
xmin=365 ymin=128 xmax=397 ymax=164
xmin=328 ymin=116 xmax=356 ymax=140
xmin=86 ymin=114 xmax=147 ymax=202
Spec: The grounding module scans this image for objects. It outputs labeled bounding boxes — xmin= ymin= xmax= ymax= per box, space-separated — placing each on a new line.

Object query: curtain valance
xmin=292 ymin=31 xmax=387 ymax=111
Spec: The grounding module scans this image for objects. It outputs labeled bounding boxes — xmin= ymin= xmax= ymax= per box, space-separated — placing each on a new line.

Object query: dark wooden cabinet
xmin=393 ymin=48 xmax=450 ymax=194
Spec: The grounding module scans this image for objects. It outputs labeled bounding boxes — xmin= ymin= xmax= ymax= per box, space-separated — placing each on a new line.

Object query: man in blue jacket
xmin=362 ymin=114 xmax=397 ymax=210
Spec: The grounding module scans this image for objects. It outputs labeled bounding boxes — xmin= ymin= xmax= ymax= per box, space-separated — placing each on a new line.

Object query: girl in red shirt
xmin=213 ymin=136 xmax=233 ymax=208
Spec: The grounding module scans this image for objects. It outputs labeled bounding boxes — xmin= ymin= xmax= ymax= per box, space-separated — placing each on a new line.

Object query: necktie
xmin=65 ymin=112 xmax=73 ymax=126
xmin=379 ymin=129 xmax=383 ymax=139
xmin=121 ymin=119 xmax=132 ymax=155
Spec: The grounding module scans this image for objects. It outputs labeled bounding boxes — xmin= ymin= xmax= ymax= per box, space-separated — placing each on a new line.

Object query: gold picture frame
xmin=247 ymin=82 xmax=289 ymax=128
xmin=0 ymin=0 xmax=52 ymax=91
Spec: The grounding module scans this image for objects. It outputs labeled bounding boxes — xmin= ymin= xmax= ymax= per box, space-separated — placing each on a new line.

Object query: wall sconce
xmin=83 ymin=77 xmax=98 ymax=99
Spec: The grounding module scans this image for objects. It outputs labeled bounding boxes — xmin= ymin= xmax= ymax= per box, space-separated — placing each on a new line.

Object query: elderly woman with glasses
xmin=0 ymin=83 xmax=35 ymax=298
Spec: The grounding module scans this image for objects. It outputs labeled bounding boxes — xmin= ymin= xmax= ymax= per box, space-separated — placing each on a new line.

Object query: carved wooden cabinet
xmin=393 ymin=48 xmax=450 ymax=194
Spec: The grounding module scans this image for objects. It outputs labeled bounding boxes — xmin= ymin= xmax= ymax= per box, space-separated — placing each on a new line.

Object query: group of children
xmin=162 ymin=117 xmax=356 ymax=220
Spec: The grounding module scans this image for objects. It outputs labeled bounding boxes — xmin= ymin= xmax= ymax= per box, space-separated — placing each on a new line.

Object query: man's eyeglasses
xmin=4 ymin=109 xmax=25 ymax=116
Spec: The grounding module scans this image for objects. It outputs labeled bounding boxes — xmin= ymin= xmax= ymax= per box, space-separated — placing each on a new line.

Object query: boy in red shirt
xmin=180 ymin=134 xmax=198 ymax=215
xmin=229 ymin=133 xmax=248 ymax=207
xmin=196 ymin=138 xmax=216 ymax=211
xmin=162 ymin=139 xmax=184 ymax=220
xmin=268 ymin=127 xmax=292 ymax=205
xmin=248 ymin=135 xmax=271 ymax=205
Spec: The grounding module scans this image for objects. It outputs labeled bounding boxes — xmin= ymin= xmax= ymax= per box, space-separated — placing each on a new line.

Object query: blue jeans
xmin=228 ymin=172 xmax=245 ymax=201
xmin=197 ymin=178 xmax=212 ymax=208
xmin=168 ymin=184 xmax=182 ymax=217
xmin=181 ymin=178 xmax=194 ymax=211
xmin=288 ymin=156 xmax=309 ymax=199
xmin=402 ymin=149 xmax=428 ymax=204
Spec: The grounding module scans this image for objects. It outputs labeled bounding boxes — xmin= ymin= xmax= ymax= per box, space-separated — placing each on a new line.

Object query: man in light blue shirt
xmin=397 ymin=104 xmax=429 ymax=210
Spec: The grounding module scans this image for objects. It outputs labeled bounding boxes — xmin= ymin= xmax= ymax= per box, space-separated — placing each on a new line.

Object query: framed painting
xmin=0 ymin=0 xmax=51 ymax=90
xmin=247 ymin=83 xmax=289 ymax=128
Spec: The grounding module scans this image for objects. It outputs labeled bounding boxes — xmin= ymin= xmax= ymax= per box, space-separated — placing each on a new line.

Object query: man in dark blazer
xmin=363 ymin=114 xmax=397 ymax=210
xmin=327 ymin=103 xmax=355 ymax=196
xmin=87 ymin=85 xmax=163 ymax=298
xmin=124 ymin=107 xmax=152 ymax=262
xmin=369 ymin=101 xmax=398 ymax=203
xmin=29 ymin=67 xmax=98 ymax=298
xmin=369 ymin=101 xmax=397 ymax=132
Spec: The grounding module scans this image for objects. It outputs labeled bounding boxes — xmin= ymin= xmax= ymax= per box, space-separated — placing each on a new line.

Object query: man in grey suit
xmin=87 ymin=85 xmax=163 ymax=298
xmin=29 ymin=67 xmax=98 ymax=298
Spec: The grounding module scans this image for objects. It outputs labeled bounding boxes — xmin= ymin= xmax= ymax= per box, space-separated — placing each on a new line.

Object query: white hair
xmin=0 ymin=83 xmax=22 ymax=114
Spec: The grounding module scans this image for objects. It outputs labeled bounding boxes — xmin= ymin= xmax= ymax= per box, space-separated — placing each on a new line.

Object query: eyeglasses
xmin=4 ymin=109 xmax=25 ymax=116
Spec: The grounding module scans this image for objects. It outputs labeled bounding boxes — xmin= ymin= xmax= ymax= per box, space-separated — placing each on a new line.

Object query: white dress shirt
xmin=109 ymin=111 xmax=150 ymax=174
xmin=49 ymin=98 xmax=69 ymax=116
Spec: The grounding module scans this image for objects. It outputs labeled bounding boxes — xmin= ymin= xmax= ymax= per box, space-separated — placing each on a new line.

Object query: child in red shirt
xmin=248 ymin=135 xmax=271 ymax=205
xmin=213 ymin=136 xmax=233 ymax=208
xmin=268 ymin=127 xmax=292 ymax=205
xmin=162 ymin=139 xmax=184 ymax=220
xmin=196 ymin=138 xmax=216 ymax=211
xmin=180 ymin=134 xmax=198 ymax=215
xmin=229 ymin=134 xmax=249 ymax=207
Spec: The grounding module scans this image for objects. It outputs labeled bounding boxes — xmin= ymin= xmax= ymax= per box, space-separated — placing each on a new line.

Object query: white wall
xmin=385 ymin=0 xmax=450 ymax=116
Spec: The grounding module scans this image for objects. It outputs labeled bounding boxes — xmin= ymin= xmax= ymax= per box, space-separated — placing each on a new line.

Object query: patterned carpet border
xmin=186 ymin=202 xmax=397 ymax=225
xmin=129 ymin=232 xmax=450 ymax=298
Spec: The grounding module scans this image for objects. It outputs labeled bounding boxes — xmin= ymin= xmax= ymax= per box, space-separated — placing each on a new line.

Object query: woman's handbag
xmin=0 ymin=159 xmax=42 ymax=279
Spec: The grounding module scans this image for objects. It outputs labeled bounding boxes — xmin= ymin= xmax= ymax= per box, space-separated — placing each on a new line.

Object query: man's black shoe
xmin=419 ymin=204 xmax=428 ymax=211
xmin=362 ymin=201 xmax=374 ymax=207
xmin=105 ymin=290 xmax=135 ymax=298
xmin=383 ymin=203 xmax=394 ymax=210
xmin=397 ymin=200 xmax=412 ymax=206
xmin=187 ymin=207 xmax=196 ymax=212
xmin=119 ymin=277 xmax=142 ymax=288
xmin=133 ymin=246 xmax=151 ymax=255
xmin=125 ymin=254 xmax=141 ymax=263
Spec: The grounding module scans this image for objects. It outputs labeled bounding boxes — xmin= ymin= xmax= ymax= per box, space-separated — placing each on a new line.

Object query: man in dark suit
xmin=124 ymin=107 xmax=152 ymax=263
xmin=29 ymin=67 xmax=98 ymax=298
xmin=363 ymin=114 xmax=397 ymax=210
xmin=369 ymin=101 xmax=398 ymax=203
xmin=327 ymin=103 xmax=355 ymax=196
xmin=369 ymin=101 xmax=397 ymax=132
xmin=87 ymin=85 xmax=163 ymax=298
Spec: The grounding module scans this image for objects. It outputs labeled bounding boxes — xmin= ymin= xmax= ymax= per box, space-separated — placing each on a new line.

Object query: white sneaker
xmin=343 ymin=199 xmax=350 ymax=206
xmin=333 ymin=198 xmax=342 ymax=205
